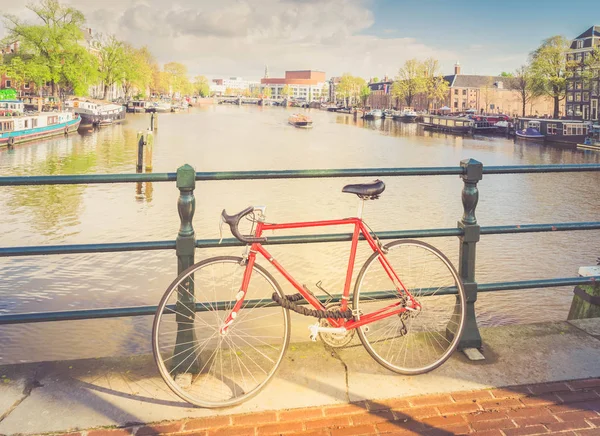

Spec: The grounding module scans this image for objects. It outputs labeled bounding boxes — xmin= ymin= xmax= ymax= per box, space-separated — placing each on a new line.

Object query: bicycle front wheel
xmin=153 ymin=256 xmax=290 ymax=408
xmin=353 ymin=240 xmax=466 ymax=375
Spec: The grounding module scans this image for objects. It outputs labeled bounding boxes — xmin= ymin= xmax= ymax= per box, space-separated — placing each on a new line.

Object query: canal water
xmin=1 ymin=105 xmax=599 ymax=364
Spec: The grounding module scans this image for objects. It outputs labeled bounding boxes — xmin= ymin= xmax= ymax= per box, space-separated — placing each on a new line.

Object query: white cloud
xmin=0 ymin=0 xmax=462 ymax=79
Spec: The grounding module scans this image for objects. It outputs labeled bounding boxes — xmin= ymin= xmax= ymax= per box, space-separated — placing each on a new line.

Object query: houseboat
xmin=393 ymin=107 xmax=418 ymax=122
xmin=0 ymin=109 xmax=81 ymax=147
xmin=419 ymin=115 xmax=473 ymax=134
xmin=126 ymin=100 xmax=151 ymax=113
xmin=471 ymin=116 xmax=499 ymax=134
xmin=515 ymin=118 xmax=590 ymax=144
xmin=577 ymin=124 xmax=600 ymax=151
xmin=65 ymin=99 xmax=125 ymax=127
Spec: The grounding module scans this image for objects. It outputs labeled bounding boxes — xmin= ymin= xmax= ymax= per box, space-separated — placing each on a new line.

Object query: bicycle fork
xmin=219 ymin=249 xmax=257 ymax=335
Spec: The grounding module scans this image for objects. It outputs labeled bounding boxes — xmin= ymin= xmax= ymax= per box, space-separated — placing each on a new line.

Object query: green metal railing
xmin=1 ymin=159 xmax=600 ymax=352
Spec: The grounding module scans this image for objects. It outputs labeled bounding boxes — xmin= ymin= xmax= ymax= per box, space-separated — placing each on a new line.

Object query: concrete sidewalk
xmin=0 ymin=319 xmax=599 ymax=435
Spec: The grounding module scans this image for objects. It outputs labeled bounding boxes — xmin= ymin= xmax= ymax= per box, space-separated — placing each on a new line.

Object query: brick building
xmin=566 ymin=25 xmax=600 ymax=121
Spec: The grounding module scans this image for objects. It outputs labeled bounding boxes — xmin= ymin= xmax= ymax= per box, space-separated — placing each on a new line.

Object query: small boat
xmin=0 ymin=102 xmax=81 ymax=147
xmin=516 ymin=127 xmax=544 ymax=140
xmin=363 ymin=109 xmax=383 ymax=119
xmin=515 ymin=121 xmax=544 ymax=140
xmin=288 ymin=114 xmax=313 ymax=128
xmin=126 ymin=100 xmax=151 ymax=113
xmin=65 ymin=98 xmax=125 ymax=127
xmin=393 ymin=107 xmax=418 ymax=122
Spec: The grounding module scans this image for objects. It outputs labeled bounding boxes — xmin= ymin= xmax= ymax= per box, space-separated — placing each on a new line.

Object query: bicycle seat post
xmin=357 ymin=198 xmax=365 ymax=219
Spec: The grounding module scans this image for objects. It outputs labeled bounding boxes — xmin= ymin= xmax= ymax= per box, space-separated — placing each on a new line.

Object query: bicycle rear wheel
xmin=153 ymin=256 xmax=290 ymax=408
xmin=353 ymin=240 xmax=466 ymax=375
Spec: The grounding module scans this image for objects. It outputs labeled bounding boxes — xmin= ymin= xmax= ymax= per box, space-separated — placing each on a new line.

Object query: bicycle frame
xmin=221 ymin=217 xmax=421 ymax=333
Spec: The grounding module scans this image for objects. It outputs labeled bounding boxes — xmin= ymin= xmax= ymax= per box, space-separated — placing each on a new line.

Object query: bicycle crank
xmin=315 ymin=303 xmax=356 ymax=348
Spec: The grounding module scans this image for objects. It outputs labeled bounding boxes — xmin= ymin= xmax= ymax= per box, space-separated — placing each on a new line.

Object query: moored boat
xmin=126 ymin=100 xmax=151 ymax=113
xmin=577 ymin=124 xmax=600 ymax=150
xmin=393 ymin=107 xmax=418 ymax=122
xmin=419 ymin=114 xmax=473 ymax=134
xmin=65 ymin=98 xmax=125 ymax=127
xmin=515 ymin=122 xmax=544 ymax=140
xmin=515 ymin=118 xmax=590 ymax=144
xmin=0 ymin=108 xmax=81 ymax=147
xmin=363 ymin=109 xmax=383 ymax=119
xmin=288 ymin=114 xmax=313 ymax=128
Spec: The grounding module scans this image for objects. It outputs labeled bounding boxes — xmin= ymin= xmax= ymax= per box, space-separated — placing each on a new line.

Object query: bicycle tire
xmin=153 ymin=256 xmax=291 ymax=408
xmin=353 ymin=239 xmax=466 ymax=375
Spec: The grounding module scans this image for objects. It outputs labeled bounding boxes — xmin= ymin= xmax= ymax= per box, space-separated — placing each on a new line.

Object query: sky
xmin=1 ymin=0 xmax=599 ymax=81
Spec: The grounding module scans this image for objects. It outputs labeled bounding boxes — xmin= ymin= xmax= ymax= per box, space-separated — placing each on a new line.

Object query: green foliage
xmin=500 ymin=71 xmax=514 ymax=77
xmin=372 ymin=76 xmax=380 ymax=83
xmin=122 ymin=45 xmax=154 ymax=98
xmin=509 ymin=64 xmax=543 ymax=116
xmin=0 ymin=89 xmax=17 ymax=100
xmin=421 ymin=58 xmax=449 ymax=110
xmin=336 ymin=73 xmax=367 ymax=106
xmin=529 ymin=35 xmax=575 ymax=117
xmin=392 ymin=59 xmax=426 ymax=107
xmin=262 ymin=86 xmax=272 ymax=98
xmin=193 ymin=75 xmax=210 ymax=97
xmin=96 ymin=34 xmax=128 ymax=98
xmin=3 ymin=0 xmax=87 ymax=95
xmin=163 ymin=62 xmax=191 ymax=96
xmin=281 ymin=84 xmax=292 ymax=98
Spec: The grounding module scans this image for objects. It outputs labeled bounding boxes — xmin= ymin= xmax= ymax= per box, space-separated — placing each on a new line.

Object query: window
xmin=5 ymin=80 xmax=11 ymax=88
xmin=577 ymin=40 xmax=583 ymax=49
xmin=563 ymin=123 xmax=588 ymax=135
xmin=566 ymin=104 xmax=573 ymax=116
xmin=2 ymin=121 xmax=14 ymax=131
xmin=462 ymin=102 xmax=466 ymax=109
xmin=584 ymin=92 xmax=590 ymax=101
xmin=576 ymin=81 xmax=583 ymax=90
xmin=576 ymin=93 xmax=582 ymax=101
xmin=547 ymin=123 xmax=559 ymax=135
xmin=567 ymin=94 xmax=574 ymax=102
xmin=454 ymin=89 xmax=458 ymax=95
xmin=24 ymin=83 xmax=30 ymax=89
xmin=32 ymin=118 xmax=38 ymax=128
xmin=454 ymin=101 xmax=458 ymax=108
xmin=567 ymin=82 xmax=574 ymax=90
xmin=593 ymin=82 xmax=599 ymax=95
xmin=462 ymin=89 xmax=467 ymax=95
xmin=47 ymin=116 xmax=58 ymax=125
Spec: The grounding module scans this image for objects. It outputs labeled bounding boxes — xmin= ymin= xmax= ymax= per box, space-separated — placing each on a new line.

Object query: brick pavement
xmin=45 ymin=378 xmax=600 ymax=436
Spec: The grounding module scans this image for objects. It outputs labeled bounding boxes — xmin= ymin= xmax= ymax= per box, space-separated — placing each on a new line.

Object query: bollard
xmin=153 ymin=112 xmax=158 ymax=130
xmin=150 ymin=112 xmax=154 ymax=131
xmin=450 ymin=158 xmax=483 ymax=356
xmin=567 ymin=266 xmax=600 ymax=320
xmin=136 ymin=132 xmax=144 ymax=173
xmin=172 ymin=164 xmax=199 ymax=373
xmin=144 ymin=129 xmax=153 ymax=171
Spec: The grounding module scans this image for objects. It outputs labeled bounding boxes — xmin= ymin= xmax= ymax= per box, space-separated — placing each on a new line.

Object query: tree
xmin=3 ymin=0 xmax=87 ymax=96
xmin=422 ymin=58 xmax=449 ymax=111
xmin=392 ymin=59 xmax=426 ymax=107
xmin=530 ymin=35 xmax=576 ymax=118
xmin=261 ymin=86 xmax=272 ymax=98
xmin=360 ymin=84 xmax=370 ymax=107
xmin=281 ymin=85 xmax=292 ymax=99
xmin=122 ymin=45 xmax=154 ymax=98
xmin=372 ymin=76 xmax=380 ymax=83
xmin=500 ymin=72 xmax=514 ymax=77
xmin=193 ymin=75 xmax=210 ymax=97
xmin=163 ymin=62 xmax=190 ymax=96
xmin=96 ymin=34 xmax=127 ymax=99
xmin=336 ymin=74 xmax=366 ymax=106
xmin=509 ymin=65 xmax=542 ymax=117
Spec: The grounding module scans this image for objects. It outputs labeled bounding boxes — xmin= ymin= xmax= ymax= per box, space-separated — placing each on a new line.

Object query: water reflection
xmin=0 ymin=106 xmax=599 ymax=364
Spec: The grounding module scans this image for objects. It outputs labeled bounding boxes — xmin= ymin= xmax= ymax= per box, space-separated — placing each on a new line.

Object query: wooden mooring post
xmin=136 ymin=132 xmax=144 ymax=173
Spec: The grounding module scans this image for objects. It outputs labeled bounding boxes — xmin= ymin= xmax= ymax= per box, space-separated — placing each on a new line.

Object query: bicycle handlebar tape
xmin=221 ymin=207 xmax=267 ymax=244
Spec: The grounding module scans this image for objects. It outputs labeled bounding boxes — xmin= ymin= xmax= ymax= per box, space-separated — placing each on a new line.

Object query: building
xmin=211 ymin=77 xmax=259 ymax=95
xmin=261 ymin=70 xmax=327 ymax=101
xmin=443 ymin=63 xmax=559 ymax=116
xmin=566 ymin=25 xmax=600 ymax=121
xmin=367 ymin=77 xmax=393 ymax=109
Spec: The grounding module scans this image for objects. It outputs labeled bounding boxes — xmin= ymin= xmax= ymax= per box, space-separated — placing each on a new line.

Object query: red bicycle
xmin=153 ymin=180 xmax=466 ymax=408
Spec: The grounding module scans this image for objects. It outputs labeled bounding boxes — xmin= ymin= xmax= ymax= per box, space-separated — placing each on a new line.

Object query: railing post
xmin=457 ymin=158 xmax=483 ymax=353
xmin=172 ymin=164 xmax=199 ymax=373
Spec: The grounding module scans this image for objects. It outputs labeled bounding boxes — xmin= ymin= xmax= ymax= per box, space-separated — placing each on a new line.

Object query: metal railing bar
xmin=484 ymin=164 xmax=600 ymax=174
xmin=1 ymin=275 xmax=597 ymax=325
xmin=0 ymin=173 xmax=177 ymax=186
xmin=2 ymin=221 xmax=600 ymax=257
xmin=0 ymin=241 xmax=176 ymax=257
xmin=2 ymin=164 xmax=600 ymax=187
